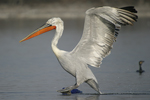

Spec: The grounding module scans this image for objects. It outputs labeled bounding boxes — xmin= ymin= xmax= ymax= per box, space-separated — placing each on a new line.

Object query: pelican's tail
xmin=86 ymin=79 xmax=101 ymax=94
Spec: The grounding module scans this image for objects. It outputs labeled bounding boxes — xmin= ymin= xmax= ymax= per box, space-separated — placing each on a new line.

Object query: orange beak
xmin=19 ymin=24 xmax=56 ymax=42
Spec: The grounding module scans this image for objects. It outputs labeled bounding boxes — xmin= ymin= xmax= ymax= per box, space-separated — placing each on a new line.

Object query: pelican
xmin=20 ymin=6 xmax=138 ymax=94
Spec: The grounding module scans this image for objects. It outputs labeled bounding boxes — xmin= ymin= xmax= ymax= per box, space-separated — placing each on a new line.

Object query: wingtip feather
xmin=120 ymin=6 xmax=138 ymax=13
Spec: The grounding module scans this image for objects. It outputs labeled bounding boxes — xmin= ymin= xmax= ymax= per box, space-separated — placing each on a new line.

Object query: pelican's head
xmin=19 ymin=17 xmax=63 ymax=42
xmin=139 ymin=60 xmax=144 ymax=65
xmin=47 ymin=17 xmax=63 ymax=27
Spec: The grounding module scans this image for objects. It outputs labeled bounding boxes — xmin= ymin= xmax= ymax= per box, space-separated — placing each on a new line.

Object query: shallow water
xmin=0 ymin=18 xmax=150 ymax=100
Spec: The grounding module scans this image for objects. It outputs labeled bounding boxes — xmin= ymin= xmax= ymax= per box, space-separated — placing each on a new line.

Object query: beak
xmin=19 ymin=24 xmax=56 ymax=42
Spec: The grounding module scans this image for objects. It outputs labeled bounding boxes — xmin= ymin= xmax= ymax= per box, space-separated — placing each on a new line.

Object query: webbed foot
xmin=57 ymin=87 xmax=72 ymax=93
xmin=57 ymin=85 xmax=79 ymax=94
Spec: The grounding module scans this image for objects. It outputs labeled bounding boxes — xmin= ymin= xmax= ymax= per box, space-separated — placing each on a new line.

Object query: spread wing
xmin=70 ymin=6 xmax=138 ymax=68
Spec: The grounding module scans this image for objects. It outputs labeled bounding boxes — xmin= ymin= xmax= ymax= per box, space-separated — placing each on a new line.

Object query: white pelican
xmin=20 ymin=6 xmax=138 ymax=94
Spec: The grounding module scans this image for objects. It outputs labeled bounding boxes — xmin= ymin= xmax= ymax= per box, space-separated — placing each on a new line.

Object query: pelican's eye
xmin=47 ymin=24 xmax=52 ymax=27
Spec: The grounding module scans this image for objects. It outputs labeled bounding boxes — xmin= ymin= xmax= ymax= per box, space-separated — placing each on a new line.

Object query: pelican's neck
xmin=51 ymin=24 xmax=64 ymax=56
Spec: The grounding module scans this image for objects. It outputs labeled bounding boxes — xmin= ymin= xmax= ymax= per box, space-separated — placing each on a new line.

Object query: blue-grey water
xmin=0 ymin=18 xmax=150 ymax=100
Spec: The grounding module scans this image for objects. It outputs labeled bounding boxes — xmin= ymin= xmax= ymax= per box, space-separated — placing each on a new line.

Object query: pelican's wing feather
xmin=70 ymin=6 xmax=138 ymax=68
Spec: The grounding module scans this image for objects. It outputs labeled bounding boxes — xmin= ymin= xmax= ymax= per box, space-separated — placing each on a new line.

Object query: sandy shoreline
xmin=0 ymin=4 xmax=150 ymax=19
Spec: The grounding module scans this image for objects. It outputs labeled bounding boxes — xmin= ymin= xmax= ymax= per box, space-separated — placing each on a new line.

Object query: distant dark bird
xmin=136 ymin=61 xmax=145 ymax=73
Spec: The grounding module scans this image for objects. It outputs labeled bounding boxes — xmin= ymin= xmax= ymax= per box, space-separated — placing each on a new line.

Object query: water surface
xmin=0 ymin=18 xmax=150 ymax=100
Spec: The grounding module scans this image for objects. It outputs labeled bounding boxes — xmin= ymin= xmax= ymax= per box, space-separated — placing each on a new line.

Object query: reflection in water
xmin=76 ymin=95 xmax=99 ymax=100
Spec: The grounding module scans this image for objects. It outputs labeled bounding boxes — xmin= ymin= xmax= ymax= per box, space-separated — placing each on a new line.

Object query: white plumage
xmin=20 ymin=6 xmax=138 ymax=94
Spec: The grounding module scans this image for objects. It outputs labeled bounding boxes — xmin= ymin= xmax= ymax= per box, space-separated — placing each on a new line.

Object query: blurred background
xmin=0 ymin=0 xmax=150 ymax=19
xmin=0 ymin=0 xmax=150 ymax=100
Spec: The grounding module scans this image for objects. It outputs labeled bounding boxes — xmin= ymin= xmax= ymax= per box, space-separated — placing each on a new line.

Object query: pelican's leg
xmin=57 ymin=84 xmax=79 ymax=93
xmin=86 ymin=79 xmax=102 ymax=94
